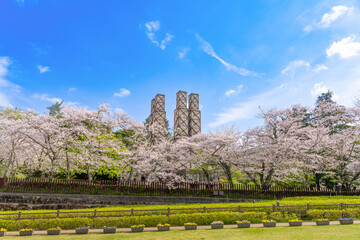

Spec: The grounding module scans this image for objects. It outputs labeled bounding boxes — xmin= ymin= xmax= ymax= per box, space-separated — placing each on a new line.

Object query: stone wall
xmin=0 ymin=192 xmax=257 ymax=210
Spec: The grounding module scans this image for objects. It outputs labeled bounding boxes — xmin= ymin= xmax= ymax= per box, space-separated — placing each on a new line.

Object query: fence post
xmin=272 ymin=205 xmax=276 ymax=212
xmin=238 ymin=206 xmax=241 ymax=213
xmin=307 ymin=203 xmax=310 ymax=210
xmin=0 ymin=178 xmax=6 ymax=189
xmin=203 ymin=207 xmax=206 ymax=213
xmin=131 ymin=208 xmax=134 ymax=216
xmin=341 ymin=203 xmax=344 ymax=210
xmin=57 ymin=210 xmax=60 ymax=218
xmin=18 ymin=212 xmax=21 ymax=220
xmin=167 ymin=207 xmax=170 ymax=216
xmin=94 ymin=209 xmax=97 ymax=218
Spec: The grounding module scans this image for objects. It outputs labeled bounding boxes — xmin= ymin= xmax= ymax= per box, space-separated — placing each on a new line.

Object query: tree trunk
xmin=127 ymin=167 xmax=133 ymax=181
xmin=219 ymin=162 xmax=234 ymax=189
xmin=304 ymin=173 xmax=310 ymax=188
xmin=3 ymin=168 xmax=8 ymax=179
xmin=64 ymin=150 xmax=71 ymax=180
xmin=260 ymin=168 xmax=274 ymax=190
xmin=87 ymin=163 xmax=92 ymax=182
xmin=49 ymin=159 xmax=55 ymax=180
xmin=315 ymin=173 xmax=321 ymax=191
xmin=202 ymin=167 xmax=211 ymax=184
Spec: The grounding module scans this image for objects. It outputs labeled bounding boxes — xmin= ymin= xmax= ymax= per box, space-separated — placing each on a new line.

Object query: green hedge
xmin=0 ymin=211 xmax=293 ymax=231
xmin=1 ymin=208 xmax=359 ymax=231
xmin=307 ymin=208 xmax=360 ymax=220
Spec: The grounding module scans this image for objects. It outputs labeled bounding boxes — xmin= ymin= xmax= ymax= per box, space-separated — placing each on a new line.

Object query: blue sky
xmin=1 ymin=0 xmax=360 ymax=132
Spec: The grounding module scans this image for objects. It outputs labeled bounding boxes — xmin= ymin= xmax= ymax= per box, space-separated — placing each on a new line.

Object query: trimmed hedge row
xmin=1 ymin=206 xmax=358 ymax=220
xmin=0 ymin=208 xmax=358 ymax=231
xmin=307 ymin=209 xmax=360 ymax=220
xmin=0 ymin=212 xmax=299 ymax=231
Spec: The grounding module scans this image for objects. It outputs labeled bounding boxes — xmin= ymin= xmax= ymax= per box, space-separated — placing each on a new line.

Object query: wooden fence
xmin=0 ymin=203 xmax=359 ymax=221
xmin=1 ymin=178 xmax=360 ymax=199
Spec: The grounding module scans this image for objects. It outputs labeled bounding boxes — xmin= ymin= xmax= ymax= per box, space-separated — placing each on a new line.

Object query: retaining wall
xmin=0 ymin=192 xmax=257 ymax=210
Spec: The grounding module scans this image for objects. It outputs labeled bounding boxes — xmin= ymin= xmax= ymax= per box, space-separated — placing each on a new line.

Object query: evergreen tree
xmin=315 ymin=90 xmax=334 ymax=107
xmin=47 ymin=101 xmax=63 ymax=116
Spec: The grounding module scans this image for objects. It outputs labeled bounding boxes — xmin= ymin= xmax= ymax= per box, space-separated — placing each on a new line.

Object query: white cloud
xmin=37 ymin=65 xmax=50 ymax=74
xmin=313 ymin=65 xmax=329 ymax=72
xmin=114 ymin=107 xmax=124 ymax=113
xmin=303 ymin=25 xmax=313 ymax=32
xmin=33 ymin=94 xmax=62 ymax=104
xmin=144 ymin=20 xmax=173 ymax=50
xmin=146 ymin=32 xmax=158 ymax=46
xmin=178 ymin=47 xmax=189 ymax=59
xmin=196 ymin=33 xmax=257 ymax=76
xmin=69 ymin=87 xmax=76 ymax=92
xmin=145 ymin=21 xmax=160 ymax=32
xmin=64 ymin=101 xmax=79 ymax=106
xmin=281 ymin=60 xmax=310 ymax=77
xmin=33 ymin=94 xmax=79 ymax=107
xmin=327 ymin=36 xmax=360 ymax=59
xmin=304 ymin=5 xmax=353 ymax=32
xmin=311 ymin=82 xmax=329 ymax=97
xmin=114 ymin=88 xmax=131 ymax=98
xmin=282 ymin=61 xmax=328 ymax=75
xmin=0 ymin=92 xmax=12 ymax=108
xmin=209 ymin=85 xmax=284 ymax=128
xmin=209 ymin=53 xmax=360 ymax=129
xmin=225 ymin=89 xmax=236 ymax=97
xmin=160 ymin=33 xmax=174 ymax=50
xmin=0 ymin=56 xmax=21 ymax=93
xmin=0 ymin=57 xmax=11 ymax=87
xmin=320 ymin=6 xmax=353 ymax=27
xmin=310 ymin=82 xmax=339 ymax=100
xmin=225 ymin=84 xmax=243 ymax=97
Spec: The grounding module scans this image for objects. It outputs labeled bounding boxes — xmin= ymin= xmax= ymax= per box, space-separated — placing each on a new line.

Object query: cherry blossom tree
xmin=1 ymin=93 xmax=360 ymax=191
xmin=0 ymin=110 xmax=33 ymax=178
xmin=237 ymin=105 xmax=310 ymax=188
xmin=186 ymin=127 xmax=242 ymax=189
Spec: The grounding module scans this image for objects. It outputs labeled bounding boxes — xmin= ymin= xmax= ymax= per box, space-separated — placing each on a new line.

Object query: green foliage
xmin=0 ymin=217 xmax=91 ymax=231
xmin=267 ymin=212 xmax=297 ymax=222
xmin=0 ymin=212 xmax=270 ymax=230
xmin=93 ymin=166 xmax=120 ymax=180
xmin=0 ymin=107 xmax=24 ymax=119
xmin=307 ymin=208 xmax=360 ymax=220
xmin=1 ymin=197 xmax=360 ymax=231
xmin=315 ymin=90 xmax=334 ymax=106
xmin=47 ymin=101 xmax=63 ymax=116
xmin=115 ymin=129 xmax=135 ymax=148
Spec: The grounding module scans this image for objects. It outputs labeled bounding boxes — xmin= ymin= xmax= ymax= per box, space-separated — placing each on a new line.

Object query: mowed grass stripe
xmin=2 ymin=224 xmax=360 ymax=240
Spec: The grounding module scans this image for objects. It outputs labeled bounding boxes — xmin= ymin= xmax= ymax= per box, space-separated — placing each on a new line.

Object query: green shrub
xmin=267 ymin=212 xmax=297 ymax=222
xmin=4 ymin=210 xmax=354 ymax=231
xmin=307 ymin=209 xmax=360 ymax=220
xmin=0 ymin=212 xmax=269 ymax=230
xmin=96 ymin=212 xmax=268 ymax=228
xmin=4 ymin=210 xmax=349 ymax=231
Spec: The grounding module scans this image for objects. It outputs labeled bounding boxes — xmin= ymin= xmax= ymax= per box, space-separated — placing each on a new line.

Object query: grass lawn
xmin=3 ymin=225 xmax=360 ymax=240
